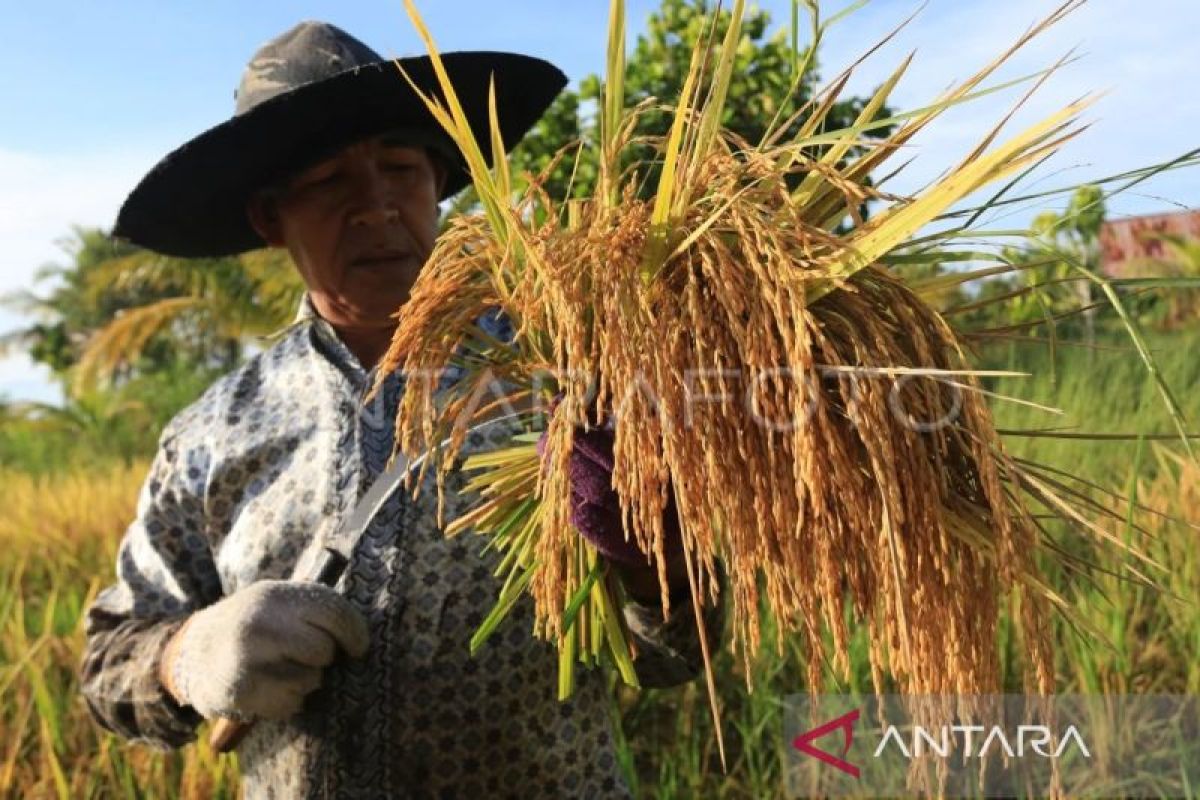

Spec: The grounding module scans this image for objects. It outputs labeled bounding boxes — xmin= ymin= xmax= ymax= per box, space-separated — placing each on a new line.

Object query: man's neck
xmin=333 ymin=324 xmax=395 ymax=372
xmin=302 ymin=295 xmax=397 ymax=372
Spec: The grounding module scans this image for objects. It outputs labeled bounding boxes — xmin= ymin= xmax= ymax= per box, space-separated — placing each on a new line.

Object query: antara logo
xmin=791 ymin=706 xmax=1091 ymax=777
xmin=791 ymin=708 xmax=861 ymax=778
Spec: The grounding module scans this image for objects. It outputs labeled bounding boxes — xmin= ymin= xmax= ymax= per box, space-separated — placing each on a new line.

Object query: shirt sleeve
xmin=79 ymin=421 xmax=221 ymax=749
xmin=621 ymin=562 xmax=726 ymax=689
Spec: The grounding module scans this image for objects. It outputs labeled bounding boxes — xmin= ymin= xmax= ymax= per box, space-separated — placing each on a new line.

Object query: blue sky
xmin=2 ymin=0 xmax=1198 ymax=404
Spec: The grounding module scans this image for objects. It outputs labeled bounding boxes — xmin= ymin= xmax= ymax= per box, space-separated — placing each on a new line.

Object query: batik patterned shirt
xmin=80 ymin=298 xmax=719 ymax=799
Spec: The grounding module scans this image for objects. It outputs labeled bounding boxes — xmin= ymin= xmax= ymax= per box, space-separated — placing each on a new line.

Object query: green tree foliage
xmin=498 ymin=0 xmax=888 ymax=205
xmin=1 ymin=231 xmax=304 ymax=470
xmin=1 ymin=228 xmax=146 ymax=374
xmin=1 ymin=228 xmax=304 ymax=395
xmin=1123 ymin=233 xmax=1200 ymax=330
xmin=0 ymin=361 xmax=224 ymax=471
xmin=984 ymin=185 xmax=1107 ymax=342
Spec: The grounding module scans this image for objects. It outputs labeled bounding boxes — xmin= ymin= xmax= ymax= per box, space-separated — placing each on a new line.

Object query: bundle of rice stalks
xmin=377 ymin=0 xmax=1170 ymax=763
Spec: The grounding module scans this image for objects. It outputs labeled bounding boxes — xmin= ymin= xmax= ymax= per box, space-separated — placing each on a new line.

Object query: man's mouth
xmin=350 ymin=250 xmax=411 ymax=268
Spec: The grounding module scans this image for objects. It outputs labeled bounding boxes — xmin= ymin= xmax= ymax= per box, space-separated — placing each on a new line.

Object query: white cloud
xmin=0 ymin=147 xmax=155 ymax=293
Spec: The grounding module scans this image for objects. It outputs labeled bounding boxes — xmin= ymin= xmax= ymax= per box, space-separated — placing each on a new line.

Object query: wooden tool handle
xmin=206 ymin=549 xmax=350 ymax=754
xmin=209 ymin=717 xmax=253 ymax=753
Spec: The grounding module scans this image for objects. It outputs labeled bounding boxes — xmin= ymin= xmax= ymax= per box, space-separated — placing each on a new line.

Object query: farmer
xmin=79 ymin=21 xmax=718 ymax=799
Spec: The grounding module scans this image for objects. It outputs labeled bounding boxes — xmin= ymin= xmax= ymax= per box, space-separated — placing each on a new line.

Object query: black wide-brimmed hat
xmin=113 ymin=21 xmax=567 ymax=257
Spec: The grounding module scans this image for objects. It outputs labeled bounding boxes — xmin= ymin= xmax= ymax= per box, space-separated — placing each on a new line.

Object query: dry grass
xmin=0 ymin=463 xmax=240 ymax=799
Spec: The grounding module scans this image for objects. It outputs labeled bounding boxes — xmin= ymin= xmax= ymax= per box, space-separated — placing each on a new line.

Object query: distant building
xmin=1100 ymin=209 xmax=1200 ymax=278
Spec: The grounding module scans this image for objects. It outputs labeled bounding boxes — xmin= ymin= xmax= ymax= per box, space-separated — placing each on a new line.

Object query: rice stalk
xmin=376 ymin=0 xmax=1174 ymax=780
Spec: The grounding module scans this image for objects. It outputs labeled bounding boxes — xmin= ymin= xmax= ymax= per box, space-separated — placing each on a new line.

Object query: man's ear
xmin=246 ymin=191 xmax=286 ymax=247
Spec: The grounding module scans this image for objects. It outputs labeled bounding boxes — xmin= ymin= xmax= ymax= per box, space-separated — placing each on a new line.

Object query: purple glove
xmin=536 ymin=402 xmax=683 ymax=569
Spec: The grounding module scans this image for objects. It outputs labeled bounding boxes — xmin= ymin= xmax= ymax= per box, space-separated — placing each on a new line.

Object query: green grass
xmin=0 ymin=361 xmax=220 ymax=475
xmin=980 ymin=329 xmax=1200 ymax=482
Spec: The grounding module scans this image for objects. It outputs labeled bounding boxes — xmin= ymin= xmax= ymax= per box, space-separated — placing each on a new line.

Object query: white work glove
xmin=160 ymin=580 xmax=370 ymax=721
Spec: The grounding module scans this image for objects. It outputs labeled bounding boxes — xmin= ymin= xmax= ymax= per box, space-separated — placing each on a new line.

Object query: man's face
xmin=249 ymin=133 xmax=445 ymax=332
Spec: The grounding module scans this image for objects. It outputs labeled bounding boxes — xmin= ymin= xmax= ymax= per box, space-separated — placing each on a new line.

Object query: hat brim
xmin=113 ymin=51 xmax=567 ymax=257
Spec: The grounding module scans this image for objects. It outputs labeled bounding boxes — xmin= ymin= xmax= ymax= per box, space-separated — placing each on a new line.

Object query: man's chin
xmin=316 ymin=294 xmax=409 ymax=331
xmin=344 ymin=304 xmax=406 ymax=328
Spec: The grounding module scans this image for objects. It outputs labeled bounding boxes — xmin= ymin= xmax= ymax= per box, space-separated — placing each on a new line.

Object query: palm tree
xmin=996 ymin=185 xmax=1105 ymax=345
xmin=71 ymin=246 xmax=305 ymax=391
xmin=1 ymin=228 xmax=304 ymax=395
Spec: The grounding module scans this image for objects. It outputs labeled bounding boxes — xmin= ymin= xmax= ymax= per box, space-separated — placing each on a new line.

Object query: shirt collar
xmin=296 ymin=293 xmax=373 ymax=387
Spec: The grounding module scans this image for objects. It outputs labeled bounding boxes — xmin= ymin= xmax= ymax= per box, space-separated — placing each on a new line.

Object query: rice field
xmin=0 ymin=337 xmax=1197 ymax=798
xmin=0 ymin=463 xmax=240 ymax=799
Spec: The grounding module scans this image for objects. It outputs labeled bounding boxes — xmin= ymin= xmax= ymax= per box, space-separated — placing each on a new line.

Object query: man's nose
xmin=347 ymin=164 xmax=400 ymax=227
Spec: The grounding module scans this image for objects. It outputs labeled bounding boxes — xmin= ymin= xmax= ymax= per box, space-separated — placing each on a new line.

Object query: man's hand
xmin=537 ymin=401 xmax=689 ymax=606
xmin=159 ymin=580 xmax=369 ymax=722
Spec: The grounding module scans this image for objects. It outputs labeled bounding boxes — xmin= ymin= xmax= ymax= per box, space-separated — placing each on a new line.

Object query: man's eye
xmin=309 ymin=172 xmax=340 ymax=186
xmin=295 ymin=166 xmax=340 ymax=187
